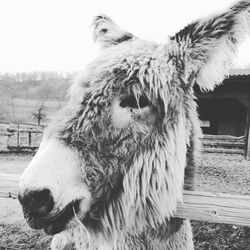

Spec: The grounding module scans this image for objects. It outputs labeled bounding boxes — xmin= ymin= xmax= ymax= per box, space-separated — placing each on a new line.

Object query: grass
xmin=0 ymin=222 xmax=51 ymax=250
xmin=0 ymin=152 xmax=249 ymax=249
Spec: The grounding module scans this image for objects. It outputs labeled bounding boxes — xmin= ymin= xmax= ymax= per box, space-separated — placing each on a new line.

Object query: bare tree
xmin=32 ymin=102 xmax=46 ymax=125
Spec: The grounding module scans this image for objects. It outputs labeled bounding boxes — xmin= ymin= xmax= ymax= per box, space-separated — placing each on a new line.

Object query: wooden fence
xmin=1 ymin=176 xmax=250 ymax=227
xmin=178 ymin=135 xmax=250 ymax=226
xmin=176 ymin=190 xmax=250 ymax=226
xmin=1 ymin=175 xmax=249 ymax=225
xmin=0 ymin=123 xmax=43 ymax=152
xmin=0 ymin=123 xmax=248 ymax=156
xmin=6 ymin=127 xmax=43 ymax=151
xmin=1 ymin=125 xmax=250 ymax=227
xmin=203 ymin=134 xmax=246 ymax=155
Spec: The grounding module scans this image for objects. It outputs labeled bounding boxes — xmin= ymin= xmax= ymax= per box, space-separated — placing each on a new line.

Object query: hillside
xmin=0 ymin=71 xmax=76 ymax=124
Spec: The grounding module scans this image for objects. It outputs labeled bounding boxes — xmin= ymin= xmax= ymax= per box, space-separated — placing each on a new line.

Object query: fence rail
xmin=1 ymin=183 xmax=250 ymax=227
xmin=176 ymin=190 xmax=250 ymax=226
xmin=7 ymin=128 xmax=43 ymax=133
xmin=203 ymin=134 xmax=245 ymax=140
xmin=202 ymin=134 xmax=246 ymax=155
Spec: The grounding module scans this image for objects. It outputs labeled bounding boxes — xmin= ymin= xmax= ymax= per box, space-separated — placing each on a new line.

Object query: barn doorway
xmin=197 ymin=98 xmax=247 ymax=136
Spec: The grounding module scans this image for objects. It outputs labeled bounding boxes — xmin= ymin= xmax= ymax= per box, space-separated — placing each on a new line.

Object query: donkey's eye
xmin=120 ymin=95 xmax=149 ymax=109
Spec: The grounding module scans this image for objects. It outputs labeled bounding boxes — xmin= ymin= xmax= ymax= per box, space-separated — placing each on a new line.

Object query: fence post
xmin=28 ymin=132 xmax=32 ymax=146
xmin=246 ymin=108 xmax=250 ymax=160
xmin=17 ymin=124 xmax=20 ymax=148
xmin=7 ymin=134 xmax=11 ymax=149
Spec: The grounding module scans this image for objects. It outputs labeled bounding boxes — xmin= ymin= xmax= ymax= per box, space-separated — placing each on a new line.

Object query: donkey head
xmin=19 ymin=0 xmax=250 ymax=242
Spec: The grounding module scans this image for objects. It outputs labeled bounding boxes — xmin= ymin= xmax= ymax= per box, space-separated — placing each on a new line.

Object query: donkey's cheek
xmin=112 ymin=98 xmax=132 ymax=129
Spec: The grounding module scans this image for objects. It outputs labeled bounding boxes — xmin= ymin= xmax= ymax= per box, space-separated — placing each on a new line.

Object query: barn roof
xmin=229 ymin=68 xmax=250 ymax=76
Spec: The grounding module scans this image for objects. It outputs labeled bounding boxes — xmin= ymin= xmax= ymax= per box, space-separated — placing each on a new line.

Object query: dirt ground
xmin=0 ymin=154 xmax=31 ymax=221
xmin=0 ymin=152 xmax=249 ymax=249
xmin=0 ymin=198 xmax=23 ymax=225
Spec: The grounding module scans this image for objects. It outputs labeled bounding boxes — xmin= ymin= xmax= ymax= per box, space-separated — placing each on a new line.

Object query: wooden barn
xmin=196 ymin=69 xmax=250 ymax=160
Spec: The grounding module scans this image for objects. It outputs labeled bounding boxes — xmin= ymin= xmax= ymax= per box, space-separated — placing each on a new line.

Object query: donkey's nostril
xmin=18 ymin=188 xmax=54 ymax=217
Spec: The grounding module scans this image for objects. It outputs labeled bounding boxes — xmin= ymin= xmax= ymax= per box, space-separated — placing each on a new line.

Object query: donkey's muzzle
xmin=18 ymin=188 xmax=54 ymax=218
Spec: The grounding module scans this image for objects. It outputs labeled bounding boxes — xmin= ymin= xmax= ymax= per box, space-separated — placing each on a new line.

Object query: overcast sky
xmin=0 ymin=0 xmax=249 ymax=72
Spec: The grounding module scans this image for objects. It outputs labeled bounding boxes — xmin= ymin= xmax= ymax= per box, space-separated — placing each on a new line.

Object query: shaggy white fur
xmin=17 ymin=1 xmax=250 ymax=250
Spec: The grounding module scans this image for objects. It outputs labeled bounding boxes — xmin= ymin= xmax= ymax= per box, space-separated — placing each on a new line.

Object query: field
xmin=0 ymin=98 xmax=66 ymax=125
xmin=0 ymin=153 xmax=249 ymax=249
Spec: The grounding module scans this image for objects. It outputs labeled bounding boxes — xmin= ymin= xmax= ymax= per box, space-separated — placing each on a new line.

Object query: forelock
xmin=69 ymin=39 xmax=186 ymax=113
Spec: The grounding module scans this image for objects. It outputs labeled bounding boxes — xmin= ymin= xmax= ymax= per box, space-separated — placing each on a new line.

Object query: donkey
xmin=18 ymin=1 xmax=250 ymax=249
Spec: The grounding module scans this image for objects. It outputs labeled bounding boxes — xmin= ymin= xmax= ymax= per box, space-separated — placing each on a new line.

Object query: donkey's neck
xmin=99 ymin=218 xmax=193 ymax=250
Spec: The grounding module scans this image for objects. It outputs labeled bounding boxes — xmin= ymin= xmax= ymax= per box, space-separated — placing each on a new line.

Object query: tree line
xmin=0 ymin=71 xmax=79 ymax=101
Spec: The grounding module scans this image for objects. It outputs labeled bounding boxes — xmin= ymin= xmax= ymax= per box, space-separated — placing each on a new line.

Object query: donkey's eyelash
xmin=119 ymin=95 xmax=149 ymax=109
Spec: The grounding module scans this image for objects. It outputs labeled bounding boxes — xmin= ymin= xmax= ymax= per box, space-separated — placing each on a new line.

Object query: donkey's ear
xmin=171 ymin=0 xmax=250 ymax=91
xmin=92 ymin=14 xmax=134 ymax=48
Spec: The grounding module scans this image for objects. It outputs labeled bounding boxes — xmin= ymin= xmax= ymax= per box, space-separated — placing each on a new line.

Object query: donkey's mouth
xmin=43 ymin=201 xmax=78 ymax=235
xmin=24 ymin=200 xmax=81 ymax=235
